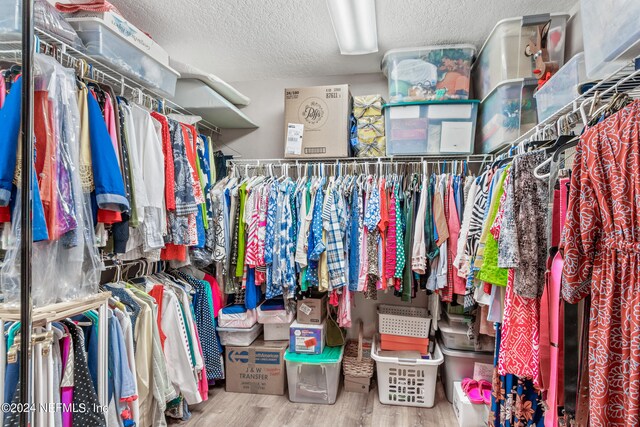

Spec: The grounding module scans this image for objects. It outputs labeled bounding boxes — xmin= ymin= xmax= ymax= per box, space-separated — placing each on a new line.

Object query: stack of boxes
xmin=290 ymin=293 xmax=327 ymax=355
xmin=257 ymin=299 xmax=295 ymax=341
xmin=352 ymin=94 xmax=386 ymax=157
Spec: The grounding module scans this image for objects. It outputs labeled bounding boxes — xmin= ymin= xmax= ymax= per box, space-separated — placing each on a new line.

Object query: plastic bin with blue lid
xmin=581 ymin=0 xmax=640 ymax=78
xmin=381 ymin=45 xmax=476 ymax=103
xmin=477 ymin=78 xmax=538 ymax=154
xmin=384 ymin=100 xmax=478 ymax=156
xmin=534 ymin=53 xmax=588 ymax=122
xmin=472 ymin=13 xmax=569 ymax=101
xmin=284 ymin=345 xmax=344 ymax=404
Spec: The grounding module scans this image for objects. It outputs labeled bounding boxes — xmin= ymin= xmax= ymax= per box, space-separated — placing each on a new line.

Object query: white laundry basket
xmin=371 ymin=335 xmax=443 ymax=408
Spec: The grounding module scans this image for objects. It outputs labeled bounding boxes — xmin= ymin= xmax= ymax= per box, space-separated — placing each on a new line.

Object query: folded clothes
xmin=55 ymin=0 xmax=121 ymax=16
xmin=260 ymin=299 xmax=286 ymax=311
xmin=220 ymin=304 xmax=247 ymax=315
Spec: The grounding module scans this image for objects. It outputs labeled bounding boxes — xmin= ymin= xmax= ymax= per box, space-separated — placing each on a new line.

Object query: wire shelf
xmin=494 ymin=60 xmax=640 ymax=155
xmin=0 ymin=28 xmax=222 ymax=135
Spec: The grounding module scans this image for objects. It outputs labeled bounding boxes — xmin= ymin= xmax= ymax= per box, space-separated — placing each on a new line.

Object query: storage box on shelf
xmin=581 ymin=0 xmax=640 ymax=78
xmin=0 ymin=0 xmax=83 ymax=47
xmin=371 ymin=335 xmax=444 ymax=408
xmin=477 ymin=78 xmax=538 ymax=154
xmin=216 ymin=323 xmax=263 ymax=347
xmin=452 ymin=381 xmax=490 ymax=427
xmin=284 ymin=84 xmax=352 ymax=158
xmin=439 ymin=317 xmax=495 ymax=353
xmin=66 ymin=16 xmax=179 ymax=97
xmin=284 ymin=345 xmax=344 ymax=404
xmin=382 ymin=45 xmax=475 ymax=103
xmin=535 ymin=53 xmax=588 ymax=122
xmin=225 ymin=339 xmax=289 ymax=395
xmin=472 ymin=13 xmax=569 ymax=101
xmin=437 ymin=337 xmax=494 ymax=403
xmin=384 ymin=101 xmax=478 ymax=156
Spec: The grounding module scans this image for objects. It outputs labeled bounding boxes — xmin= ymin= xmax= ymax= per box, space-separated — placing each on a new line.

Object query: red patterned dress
xmin=562 ymin=100 xmax=640 ymax=427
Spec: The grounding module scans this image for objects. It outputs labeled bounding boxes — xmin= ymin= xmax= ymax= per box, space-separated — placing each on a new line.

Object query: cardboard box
xmin=67 ymin=12 xmax=170 ymax=65
xmin=225 ymin=339 xmax=289 ymax=395
xmin=296 ymin=294 xmax=327 ymax=324
xmin=290 ymin=320 xmax=326 ymax=354
xmin=344 ymin=375 xmax=371 ymax=393
xmin=264 ymin=322 xmax=292 ymax=341
xmin=452 ymin=381 xmax=490 ymax=427
xmin=284 ymin=85 xmax=352 ymax=158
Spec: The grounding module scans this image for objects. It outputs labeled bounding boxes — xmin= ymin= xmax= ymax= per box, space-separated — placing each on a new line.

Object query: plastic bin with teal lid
xmin=384 ymin=100 xmax=479 ymax=155
xmin=284 ymin=345 xmax=344 ymax=404
xmin=284 ymin=344 xmax=344 ymax=363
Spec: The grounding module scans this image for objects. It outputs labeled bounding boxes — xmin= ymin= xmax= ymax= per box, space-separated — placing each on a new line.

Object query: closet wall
xmin=222 ymin=72 xmax=387 ymax=158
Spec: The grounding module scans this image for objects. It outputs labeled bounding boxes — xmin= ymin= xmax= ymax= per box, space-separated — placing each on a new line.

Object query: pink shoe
xmin=478 ymin=380 xmax=492 ymax=405
xmin=461 ymin=378 xmax=484 ymax=404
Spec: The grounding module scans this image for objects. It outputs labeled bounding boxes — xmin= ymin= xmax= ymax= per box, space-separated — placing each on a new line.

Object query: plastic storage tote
xmin=472 ymin=13 xmax=569 ymax=100
xmin=438 ymin=337 xmax=494 ymax=403
xmin=384 ymin=101 xmax=478 ymax=156
xmin=438 ymin=318 xmax=495 ymax=353
xmin=0 ymin=0 xmax=84 ymax=47
xmin=67 ymin=17 xmax=179 ymax=97
xmin=371 ymin=335 xmax=444 ymax=408
xmin=477 ymin=78 xmax=538 ymax=154
xmin=534 ymin=53 xmax=587 ymax=122
xmin=382 ymin=45 xmax=476 ymax=103
xmin=216 ymin=323 xmax=263 ymax=347
xmin=257 ymin=299 xmax=295 ymax=324
xmin=581 ymin=0 xmax=640 ymax=78
xmin=284 ymin=345 xmax=344 ymax=404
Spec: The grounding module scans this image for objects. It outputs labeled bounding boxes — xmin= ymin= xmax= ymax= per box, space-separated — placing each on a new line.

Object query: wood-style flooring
xmin=172 ymin=380 xmax=457 ymax=427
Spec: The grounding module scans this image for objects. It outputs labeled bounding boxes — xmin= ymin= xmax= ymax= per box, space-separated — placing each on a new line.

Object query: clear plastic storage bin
xmin=438 ymin=337 xmax=494 ymax=403
xmin=439 ymin=318 xmax=495 ymax=353
xmin=384 ymin=101 xmax=478 ymax=156
xmin=216 ymin=323 xmax=263 ymax=347
xmin=472 ymin=13 xmax=569 ymax=100
xmin=381 ymin=45 xmax=475 ymax=103
xmin=371 ymin=335 xmax=444 ymax=408
xmin=0 ymin=0 xmax=83 ymax=47
xmin=534 ymin=53 xmax=587 ymax=122
xmin=284 ymin=345 xmax=344 ymax=404
xmin=477 ymin=78 xmax=538 ymax=154
xmin=67 ymin=17 xmax=179 ymax=97
xmin=257 ymin=299 xmax=295 ymax=324
xmin=581 ymin=0 xmax=640 ymax=78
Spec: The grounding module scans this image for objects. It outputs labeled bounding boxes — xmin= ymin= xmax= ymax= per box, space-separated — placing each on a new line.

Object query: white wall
xmin=218 ymin=73 xmax=388 ymax=159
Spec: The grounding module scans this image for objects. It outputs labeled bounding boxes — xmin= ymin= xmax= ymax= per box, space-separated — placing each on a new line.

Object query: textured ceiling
xmin=111 ymin=0 xmax=578 ymax=83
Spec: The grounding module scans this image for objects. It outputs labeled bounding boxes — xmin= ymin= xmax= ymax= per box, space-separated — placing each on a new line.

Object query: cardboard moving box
xmin=225 ymin=339 xmax=289 ymax=395
xmin=296 ymin=294 xmax=328 ymax=324
xmin=284 ymin=85 xmax=352 ymax=158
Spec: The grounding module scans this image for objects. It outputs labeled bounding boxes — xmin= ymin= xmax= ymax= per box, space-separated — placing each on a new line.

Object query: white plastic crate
xmin=371 ymin=335 xmax=443 ymax=408
xmin=378 ymin=304 xmax=431 ymax=338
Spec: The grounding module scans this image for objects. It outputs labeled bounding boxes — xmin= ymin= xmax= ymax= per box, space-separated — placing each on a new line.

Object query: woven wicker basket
xmin=343 ymin=321 xmax=375 ymax=378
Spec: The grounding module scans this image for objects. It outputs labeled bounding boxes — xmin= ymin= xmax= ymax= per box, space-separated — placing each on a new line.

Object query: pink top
xmin=103 ymin=93 xmax=120 ymax=167
xmin=447 ymin=179 xmax=467 ymax=295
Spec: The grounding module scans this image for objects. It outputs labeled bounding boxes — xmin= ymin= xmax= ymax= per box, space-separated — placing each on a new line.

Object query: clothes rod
xmin=227 ymin=154 xmax=493 ymax=165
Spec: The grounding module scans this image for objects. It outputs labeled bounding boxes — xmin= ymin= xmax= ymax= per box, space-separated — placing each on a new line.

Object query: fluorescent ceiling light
xmin=326 ymin=0 xmax=378 ymax=55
